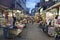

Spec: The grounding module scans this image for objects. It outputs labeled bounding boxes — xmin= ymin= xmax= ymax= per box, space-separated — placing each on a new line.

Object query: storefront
xmin=41 ymin=2 xmax=60 ymax=37
xmin=43 ymin=2 xmax=60 ymax=24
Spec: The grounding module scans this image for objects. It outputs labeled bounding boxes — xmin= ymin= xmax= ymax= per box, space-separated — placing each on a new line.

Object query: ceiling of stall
xmin=0 ymin=0 xmax=15 ymax=9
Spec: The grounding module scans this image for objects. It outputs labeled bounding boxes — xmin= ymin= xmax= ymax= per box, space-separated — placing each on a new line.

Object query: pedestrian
xmin=8 ymin=16 xmax=14 ymax=28
xmin=23 ymin=18 xmax=27 ymax=28
xmin=54 ymin=15 xmax=59 ymax=28
xmin=39 ymin=16 xmax=43 ymax=28
xmin=48 ymin=21 xmax=55 ymax=36
xmin=31 ymin=17 xmax=34 ymax=24
xmin=12 ymin=14 xmax=16 ymax=26
xmin=5 ymin=12 xmax=9 ymax=20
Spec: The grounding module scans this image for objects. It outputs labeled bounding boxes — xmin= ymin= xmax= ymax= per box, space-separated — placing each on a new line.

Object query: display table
xmin=9 ymin=29 xmax=22 ymax=36
xmin=2 ymin=22 xmax=25 ymax=38
xmin=9 ymin=24 xmax=25 ymax=36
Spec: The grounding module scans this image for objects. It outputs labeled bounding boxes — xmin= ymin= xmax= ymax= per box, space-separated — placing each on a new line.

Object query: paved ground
xmin=0 ymin=23 xmax=54 ymax=40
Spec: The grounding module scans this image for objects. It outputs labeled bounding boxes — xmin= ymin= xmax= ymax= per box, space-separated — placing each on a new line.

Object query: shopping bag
xmin=17 ymin=24 xmax=23 ymax=29
xmin=17 ymin=26 xmax=22 ymax=29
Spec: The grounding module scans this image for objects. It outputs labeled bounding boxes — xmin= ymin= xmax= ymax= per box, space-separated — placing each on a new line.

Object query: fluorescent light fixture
xmin=45 ymin=0 xmax=49 ymax=2
xmin=17 ymin=10 xmax=21 ymax=13
xmin=40 ymin=8 xmax=43 ymax=12
xmin=17 ymin=10 xmax=20 ymax=12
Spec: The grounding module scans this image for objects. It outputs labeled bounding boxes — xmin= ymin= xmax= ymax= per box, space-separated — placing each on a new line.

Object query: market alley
xmin=13 ymin=23 xmax=54 ymax=40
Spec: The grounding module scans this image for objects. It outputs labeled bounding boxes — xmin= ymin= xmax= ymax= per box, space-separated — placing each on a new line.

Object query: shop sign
xmin=59 ymin=7 xmax=60 ymax=15
xmin=58 ymin=16 xmax=60 ymax=24
xmin=58 ymin=19 xmax=60 ymax=24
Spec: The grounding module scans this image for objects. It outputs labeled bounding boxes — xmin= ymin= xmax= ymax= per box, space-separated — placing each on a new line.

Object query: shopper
xmin=54 ymin=15 xmax=59 ymax=28
xmin=31 ymin=17 xmax=34 ymax=24
xmin=5 ymin=12 xmax=9 ymax=20
xmin=3 ymin=17 xmax=10 ymax=38
xmin=13 ymin=15 xmax=16 ymax=26
xmin=39 ymin=16 xmax=43 ymax=28
xmin=54 ymin=15 xmax=59 ymax=33
xmin=9 ymin=16 xmax=14 ymax=28
xmin=22 ymin=18 xmax=27 ymax=28
xmin=48 ymin=20 xmax=55 ymax=36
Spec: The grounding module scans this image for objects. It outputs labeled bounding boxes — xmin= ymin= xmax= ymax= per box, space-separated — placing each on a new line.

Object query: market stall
xmin=42 ymin=2 xmax=60 ymax=37
xmin=0 ymin=9 xmax=27 ymax=38
xmin=34 ymin=12 xmax=41 ymax=23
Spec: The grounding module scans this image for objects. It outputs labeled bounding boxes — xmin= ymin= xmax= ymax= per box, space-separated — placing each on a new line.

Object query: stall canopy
xmin=44 ymin=2 xmax=60 ymax=12
xmin=0 ymin=0 xmax=16 ymax=9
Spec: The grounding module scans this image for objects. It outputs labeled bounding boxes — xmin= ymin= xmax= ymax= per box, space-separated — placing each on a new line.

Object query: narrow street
xmin=14 ymin=23 xmax=54 ymax=40
xmin=0 ymin=0 xmax=60 ymax=40
xmin=0 ymin=23 xmax=54 ymax=40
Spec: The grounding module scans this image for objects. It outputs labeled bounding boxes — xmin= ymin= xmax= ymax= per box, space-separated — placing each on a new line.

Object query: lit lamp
xmin=17 ymin=10 xmax=21 ymax=13
xmin=45 ymin=0 xmax=49 ymax=2
xmin=40 ymin=8 xmax=43 ymax=12
xmin=40 ymin=8 xmax=43 ymax=14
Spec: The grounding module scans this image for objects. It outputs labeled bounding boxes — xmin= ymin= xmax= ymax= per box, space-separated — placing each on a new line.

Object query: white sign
xmin=40 ymin=8 xmax=43 ymax=12
xmin=59 ymin=7 xmax=60 ymax=15
xmin=45 ymin=0 xmax=49 ymax=2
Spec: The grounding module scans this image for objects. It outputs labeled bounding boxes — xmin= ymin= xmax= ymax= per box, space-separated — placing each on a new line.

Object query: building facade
xmin=15 ymin=0 xmax=27 ymax=11
xmin=35 ymin=0 xmax=59 ymax=11
xmin=0 ymin=0 xmax=28 ymax=12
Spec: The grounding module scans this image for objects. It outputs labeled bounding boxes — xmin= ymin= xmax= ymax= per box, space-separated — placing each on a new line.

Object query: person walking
xmin=12 ymin=15 xmax=16 ymax=26
xmin=8 ymin=16 xmax=14 ymax=28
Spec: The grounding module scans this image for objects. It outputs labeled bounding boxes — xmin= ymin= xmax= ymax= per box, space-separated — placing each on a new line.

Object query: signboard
xmin=58 ymin=16 xmax=60 ymax=24
xmin=59 ymin=7 xmax=60 ymax=15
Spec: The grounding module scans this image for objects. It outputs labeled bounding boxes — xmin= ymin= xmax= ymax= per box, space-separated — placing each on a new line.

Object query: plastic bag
xmin=17 ymin=24 xmax=23 ymax=29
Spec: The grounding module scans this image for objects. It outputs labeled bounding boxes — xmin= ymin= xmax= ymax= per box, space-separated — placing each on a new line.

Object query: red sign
xmin=58 ymin=19 xmax=60 ymax=24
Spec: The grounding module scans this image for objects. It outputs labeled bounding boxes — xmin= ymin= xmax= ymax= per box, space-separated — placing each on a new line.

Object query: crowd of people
xmin=1 ymin=11 xmax=60 ymax=39
xmin=1 ymin=13 xmax=36 ymax=29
